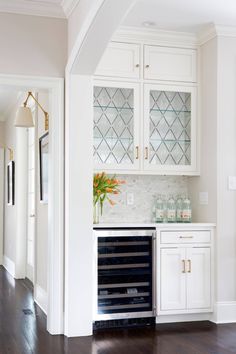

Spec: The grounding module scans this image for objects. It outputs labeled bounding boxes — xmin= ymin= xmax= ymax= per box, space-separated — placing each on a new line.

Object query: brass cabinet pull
xmin=135 ymin=64 xmax=140 ymax=68
xmin=145 ymin=147 xmax=149 ymax=160
xmin=179 ymin=236 xmax=194 ymax=239
xmin=145 ymin=64 xmax=150 ymax=68
xmin=135 ymin=146 xmax=139 ymax=159
xmin=187 ymin=259 xmax=191 ymax=273
xmin=182 ymin=260 xmax=186 ymax=273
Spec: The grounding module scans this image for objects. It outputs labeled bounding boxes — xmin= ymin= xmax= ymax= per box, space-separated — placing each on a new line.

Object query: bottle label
xmin=182 ymin=210 xmax=192 ymax=220
xmin=167 ymin=210 xmax=176 ymax=221
xmin=156 ymin=209 xmax=163 ymax=221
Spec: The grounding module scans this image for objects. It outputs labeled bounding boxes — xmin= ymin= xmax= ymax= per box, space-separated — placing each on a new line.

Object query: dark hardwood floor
xmin=1 ymin=265 xmax=236 ymax=354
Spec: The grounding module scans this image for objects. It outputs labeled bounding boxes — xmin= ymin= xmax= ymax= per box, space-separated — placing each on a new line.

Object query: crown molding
xmin=198 ymin=24 xmax=236 ymax=45
xmin=113 ymin=26 xmax=198 ymax=48
xmin=61 ymin=0 xmax=80 ymax=17
xmin=0 ymin=0 xmax=65 ymax=19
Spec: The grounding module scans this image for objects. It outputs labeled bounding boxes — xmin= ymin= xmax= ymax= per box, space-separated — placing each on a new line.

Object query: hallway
xmin=1 ymin=266 xmax=236 ymax=354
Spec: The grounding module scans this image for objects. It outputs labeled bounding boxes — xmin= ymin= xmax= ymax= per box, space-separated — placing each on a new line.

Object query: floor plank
xmin=1 ymin=266 xmax=236 ymax=354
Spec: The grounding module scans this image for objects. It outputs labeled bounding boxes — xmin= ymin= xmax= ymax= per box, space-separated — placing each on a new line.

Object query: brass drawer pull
xmin=179 ymin=236 xmax=194 ymax=239
xmin=135 ymin=64 xmax=140 ymax=68
xmin=145 ymin=64 xmax=150 ymax=68
xmin=135 ymin=146 xmax=139 ymax=159
xmin=145 ymin=147 xmax=149 ymax=160
xmin=182 ymin=260 xmax=186 ymax=273
xmin=187 ymin=259 xmax=191 ymax=273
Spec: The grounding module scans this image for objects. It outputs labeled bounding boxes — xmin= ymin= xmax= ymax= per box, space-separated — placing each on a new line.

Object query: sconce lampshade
xmin=15 ymin=106 xmax=35 ymax=127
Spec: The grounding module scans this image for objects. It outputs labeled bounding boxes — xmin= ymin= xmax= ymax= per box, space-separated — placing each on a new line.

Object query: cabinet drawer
xmin=95 ymin=42 xmax=140 ymax=79
xmin=144 ymin=45 xmax=197 ymax=82
xmin=160 ymin=230 xmax=211 ymax=244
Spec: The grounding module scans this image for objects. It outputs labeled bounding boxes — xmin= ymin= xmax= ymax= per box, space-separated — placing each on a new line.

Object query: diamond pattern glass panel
xmin=149 ymin=90 xmax=191 ymax=166
xmin=94 ymin=86 xmax=134 ymax=165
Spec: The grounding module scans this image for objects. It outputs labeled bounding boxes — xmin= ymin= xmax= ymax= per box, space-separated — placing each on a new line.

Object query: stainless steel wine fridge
xmin=93 ymin=228 xmax=156 ymax=325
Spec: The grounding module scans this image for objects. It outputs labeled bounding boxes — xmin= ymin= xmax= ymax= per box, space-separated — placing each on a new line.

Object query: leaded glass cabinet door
xmin=144 ymin=84 xmax=197 ymax=174
xmin=93 ymin=81 xmax=140 ymax=171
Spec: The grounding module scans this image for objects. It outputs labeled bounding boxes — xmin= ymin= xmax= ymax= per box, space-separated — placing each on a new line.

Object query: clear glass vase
xmin=93 ymin=203 xmax=100 ymax=224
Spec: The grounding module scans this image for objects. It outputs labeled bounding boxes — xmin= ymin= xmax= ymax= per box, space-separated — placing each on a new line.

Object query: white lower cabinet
xmin=158 ymin=228 xmax=213 ymax=316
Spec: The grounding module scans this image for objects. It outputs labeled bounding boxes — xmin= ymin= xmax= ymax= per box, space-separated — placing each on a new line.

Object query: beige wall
xmin=0 ymin=122 xmax=5 ymax=145
xmin=0 ymin=13 xmax=67 ymax=77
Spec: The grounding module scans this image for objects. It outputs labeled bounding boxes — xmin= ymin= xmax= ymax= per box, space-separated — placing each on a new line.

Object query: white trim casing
xmin=35 ymin=284 xmax=48 ymax=315
xmin=3 ymin=255 xmax=15 ymax=278
xmin=0 ymin=148 xmax=4 ymax=265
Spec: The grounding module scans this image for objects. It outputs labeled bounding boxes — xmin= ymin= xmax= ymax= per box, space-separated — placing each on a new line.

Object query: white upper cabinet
xmin=95 ymin=42 xmax=141 ymax=79
xmin=93 ymin=38 xmax=199 ymax=175
xmin=144 ymin=45 xmax=197 ymax=83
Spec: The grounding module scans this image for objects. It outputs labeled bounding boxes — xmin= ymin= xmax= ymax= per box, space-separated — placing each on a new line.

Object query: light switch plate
xmin=228 ymin=176 xmax=236 ymax=190
xmin=199 ymin=192 xmax=208 ymax=205
xmin=127 ymin=193 xmax=134 ymax=205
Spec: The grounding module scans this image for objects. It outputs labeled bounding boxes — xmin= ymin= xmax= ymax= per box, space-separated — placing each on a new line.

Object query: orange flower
xmin=106 ymin=187 xmax=113 ymax=193
xmin=107 ymin=179 xmax=111 ymax=184
xmin=93 ymin=182 xmax=98 ymax=188
xmin=108 ymin=198 xmax=116 ymax=206
xmin=97 ymin=190 xmax=101 ymax=195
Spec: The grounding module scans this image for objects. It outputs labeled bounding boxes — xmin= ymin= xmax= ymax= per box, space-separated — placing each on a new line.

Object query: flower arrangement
xmin=93 ymin=172 xmax=125 ymax=222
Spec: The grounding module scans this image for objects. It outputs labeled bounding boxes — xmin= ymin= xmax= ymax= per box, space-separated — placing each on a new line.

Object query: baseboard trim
xmin=156 ymin=313 xmax=212 ymax=324
xmin=212 ymin=301 xmax=236 ymax=324
xmin=34 ymin=284 xmax=48 ymax=315
xmin=3 ymin=255 xmax=15 ymax=278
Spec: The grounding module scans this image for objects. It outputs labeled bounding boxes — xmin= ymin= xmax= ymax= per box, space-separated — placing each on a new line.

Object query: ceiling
xmin=0 ymin=0 xmax=235 ymax=32
xmin=123 ymin=0 xmax=236 ymax=33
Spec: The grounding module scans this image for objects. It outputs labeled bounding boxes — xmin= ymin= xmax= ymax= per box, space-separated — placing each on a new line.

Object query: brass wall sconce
xmin=0 ymin=145 xmax=14 ymax=160
xmin=15 ymin=92 xmax=49 ymax=131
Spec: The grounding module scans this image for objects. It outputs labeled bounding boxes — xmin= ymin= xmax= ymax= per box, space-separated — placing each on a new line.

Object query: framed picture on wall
xmin=39 ymin=132 xmax=49 ymax=204
xmin=7 ymin=161 xmax=15 ymax=206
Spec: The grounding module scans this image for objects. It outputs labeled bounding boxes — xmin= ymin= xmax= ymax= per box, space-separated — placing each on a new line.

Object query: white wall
xmin=68 ymin=0 xmax=96 ymax=54
xmin=188 ymin=38 xmax=218 ymax=223
xmin=216 ymin=36 xmax=236 ymax=302
xmin=0 ymin=13 xmax=67 ymax=77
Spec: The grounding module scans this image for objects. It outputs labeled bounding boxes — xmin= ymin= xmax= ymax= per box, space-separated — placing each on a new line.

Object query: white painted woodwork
xmin=26 ymin=126 xmax=36 ymax=283
xmin=160 ymin=230 xmax=211 ymax=244
xmin=157 ymin=226 xmax=214 ymax=316
xmin=143 ymin=83 xmax=197 ymax=175
xmin=95 ymin=42 xmax=141 ymax=79
xmin=93 ymin=79 xmax=141 ymax=171
xmin=160 ymin=247 xmax=186 ymax=311
xmin=186 ymin=247 xmax=211 ymax=309
xmin=144 ymin=45 xmax=197 ymax=82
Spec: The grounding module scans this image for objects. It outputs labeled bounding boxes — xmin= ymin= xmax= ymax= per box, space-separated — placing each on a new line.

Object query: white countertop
xmin=93 ymin=222 xmax=216 ymax=229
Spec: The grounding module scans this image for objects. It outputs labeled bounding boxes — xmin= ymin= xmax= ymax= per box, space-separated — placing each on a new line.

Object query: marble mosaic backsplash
xmin=99 ymin=175 xmax=189 ymax=223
